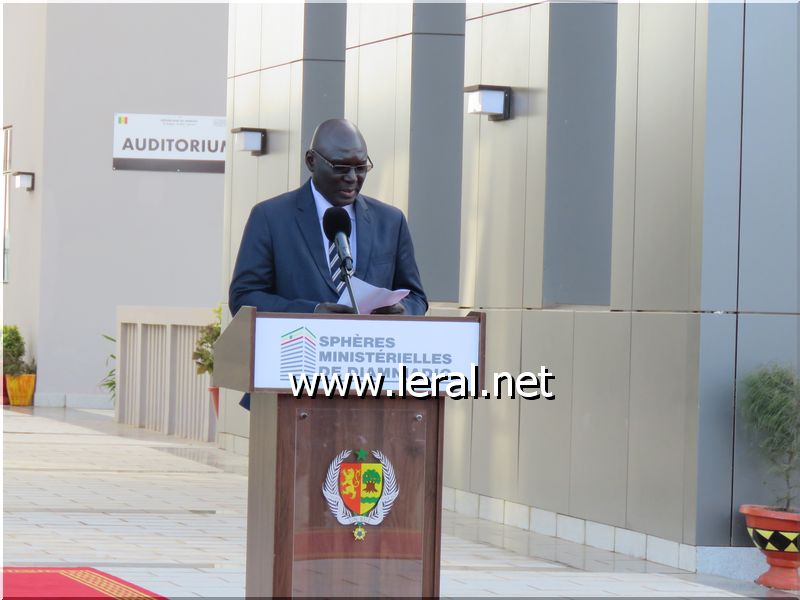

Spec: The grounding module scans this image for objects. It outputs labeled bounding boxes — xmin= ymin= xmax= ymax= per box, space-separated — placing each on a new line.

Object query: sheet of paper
xmin=337 ymin=277 xmax=410 ymax=314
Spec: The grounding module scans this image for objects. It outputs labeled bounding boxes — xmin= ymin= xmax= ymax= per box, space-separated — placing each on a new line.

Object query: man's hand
xmin=371 ymin=303 xmax=405 ymax=315
xmin=314 ymin=302 xmax=356 ymax=314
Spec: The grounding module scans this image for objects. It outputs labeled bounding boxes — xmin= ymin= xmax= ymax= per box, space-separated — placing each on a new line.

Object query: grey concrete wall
xmin=4 ymin=4 xmax=227 ymax=406
xmin=2 ymin=4 xmax=46 ymax=362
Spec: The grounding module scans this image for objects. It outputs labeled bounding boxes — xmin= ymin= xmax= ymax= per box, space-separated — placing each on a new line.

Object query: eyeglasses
xmin=310 ymin=149 xmax=373 ymax=176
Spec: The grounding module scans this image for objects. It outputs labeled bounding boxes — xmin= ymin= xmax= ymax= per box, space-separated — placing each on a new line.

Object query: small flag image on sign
xmin=118 ymin=116 xmax=128 ymax=124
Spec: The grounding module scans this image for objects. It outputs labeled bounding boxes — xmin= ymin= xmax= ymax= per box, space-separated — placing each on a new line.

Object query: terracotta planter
xmin=209 ymin=386 xmax=219 ymax=417
xmin=740 ymin=504 xmax=800 ymax=591
xmin=6 ymin=374 xmax=36 ymax=406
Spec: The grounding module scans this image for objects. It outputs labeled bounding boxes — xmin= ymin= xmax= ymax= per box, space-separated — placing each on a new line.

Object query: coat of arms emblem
xmin=322 ymin=449 xmax=399 ymax=541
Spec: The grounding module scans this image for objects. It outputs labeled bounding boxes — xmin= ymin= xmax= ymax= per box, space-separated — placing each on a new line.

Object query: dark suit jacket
xmin=229 ymin=181 xmax=428 ymax=410
xmin=229 ymin=180 xmax=428 ymax=316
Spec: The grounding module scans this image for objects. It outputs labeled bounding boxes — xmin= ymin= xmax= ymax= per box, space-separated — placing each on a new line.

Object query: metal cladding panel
xmin=408 ymin=34 xmax=465 ymax=303
xmin=700 ymin=3 xmax=744 ymax=313
xmin=432 ymin=306 xmax=474 ymax=490
xmin=288 ymin=62 xmax=304 ymax=188
xmin=303 ymin=2 xmax=345 ymax=61
xmin=469 ymin=309 xmax=522 ymax=498
xmin=354 ymin=39 xmax=401 ymax=208
xmin=627 ymin=312 xmax=700 ymax=542
xmin=569 ymin=311 xmax=631 ymax=527
xmin=257 ymin=65 xmax=292 ymax=203
xmin=230 ymin=71 xmax=261 ymax=275
xmin=738 ymin=3 xmax=799 ymax=314
xmin=542 ymin=3 xmax=616 ymax=307
xmin=354 ymin=2 xmax=413 ymax=45
xmin=610 ymin=2 xmax=640 ymax=311
xmin=260 ymin=3 xmax=304 ymax=69
xmin=344 ymin=47 xmax=360 ymax=122
xmin=475 ymin=8 xmax=530 ymax=309
xmin=412 ymin=2 xmax=465 ymax=35
xmin=482 ymin=3 xmax=528 ymax=18
xmin=694 ymin=313 xmax=736 ymax=546
xmin=522 ymin=3 xmax=549 ymax=309
xmin=459 ymin=18 xmax=482 ymax=309
xmin=631 ymin=4 xmax=699 ymax=312
xmin=233 ymin=3 xmax=262 ymax=76
xmin=300 ymin=60 xmax=347 ymax=160
xmin=518 ymin=310 xmax=574 ymax=512
xmin=393 ymin=35 xmax=412 ymax=216
xmin=444 ymin=394 xmax=473 ymax=491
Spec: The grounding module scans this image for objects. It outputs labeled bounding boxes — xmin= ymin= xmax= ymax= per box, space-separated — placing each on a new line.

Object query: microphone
xmin=323 ymin=207 xmax=354 ymax=275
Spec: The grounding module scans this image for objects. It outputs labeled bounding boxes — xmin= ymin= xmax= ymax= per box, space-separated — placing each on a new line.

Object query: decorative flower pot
xmin=209 ymin=386 xmax=219 ymax=417
xmin=6 ymin=374 xmax=36 ymax=406
xmin=740 ymin=504 xmax=800 ymax=591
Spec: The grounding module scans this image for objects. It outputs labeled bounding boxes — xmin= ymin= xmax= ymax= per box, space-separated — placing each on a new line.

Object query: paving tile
xmin=3 ymin=407 xmax=766 ymax=598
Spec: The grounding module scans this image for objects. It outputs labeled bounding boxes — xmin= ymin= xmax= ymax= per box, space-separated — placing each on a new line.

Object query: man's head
xmin=305 ymin=119 xmax=371 ymax=207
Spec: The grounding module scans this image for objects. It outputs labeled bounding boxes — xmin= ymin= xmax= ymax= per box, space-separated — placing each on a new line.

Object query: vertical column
xmin=542 ymin=3 xmax=617 ymax=307
xmin=345 ymin=1 xmax=465 ymax=302
xmin=406 ymin=3 xmax=466 ymax=302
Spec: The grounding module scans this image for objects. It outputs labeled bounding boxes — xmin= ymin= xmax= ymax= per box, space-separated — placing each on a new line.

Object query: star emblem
xmin=354 ymin=448 xmax=368 ymax=461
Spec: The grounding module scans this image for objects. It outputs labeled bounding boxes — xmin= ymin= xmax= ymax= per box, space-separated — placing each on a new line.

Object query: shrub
xmin=98 ymin=334 xmax=116 ymax=403
xmin=740 ymin=364 xmax=800 ymax=512
xmin=3 ymin=326 xmax=26 ymax=375
xmin=193 ymin=305 xmax=222 ymax=378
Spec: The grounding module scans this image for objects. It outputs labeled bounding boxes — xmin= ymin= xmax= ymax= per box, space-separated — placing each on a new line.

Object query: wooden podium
xmin=214 ymin=307 xmax=484 ymax=597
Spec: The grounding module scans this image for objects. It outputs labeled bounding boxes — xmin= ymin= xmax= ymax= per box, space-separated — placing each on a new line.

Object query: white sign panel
xmin=253 ymin=316 xmax=481 ymax=392
xmin=112 ymin=113 xmax=226 ymax=173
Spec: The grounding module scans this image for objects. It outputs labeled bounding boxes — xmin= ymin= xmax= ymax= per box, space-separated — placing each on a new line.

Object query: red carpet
xmin=3 ymin=567 xmax=165 ymax=598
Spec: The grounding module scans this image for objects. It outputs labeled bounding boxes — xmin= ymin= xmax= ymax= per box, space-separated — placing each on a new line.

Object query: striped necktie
xmin=328 ymin=241 xmax=346 ymax=294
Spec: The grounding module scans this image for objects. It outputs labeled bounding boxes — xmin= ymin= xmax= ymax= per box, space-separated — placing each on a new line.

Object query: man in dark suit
xmin=229 ymin=120 xmax=427 ymax=408
xmin=230 ymin=118 xmax=427 ymax=316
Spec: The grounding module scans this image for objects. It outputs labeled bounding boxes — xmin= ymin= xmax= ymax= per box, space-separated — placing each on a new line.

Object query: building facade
xmin=220 ymin=1 xmax=799 ymax=579
xmin=3 ymin=3 xmax=228 ymax=406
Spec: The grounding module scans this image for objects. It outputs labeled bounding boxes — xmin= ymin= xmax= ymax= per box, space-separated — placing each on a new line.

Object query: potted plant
xmin=98 ymin=334 xmax=117 ymax=405
xmin=1 ymin=325 xmax=23 ymax=405
xmin=3 ymin=325 xmax=37 ymax=406
xmin=193 ymin=305 xmax=222 ymax=417
xmin=739 ymin=364 xmax=800 ymax=591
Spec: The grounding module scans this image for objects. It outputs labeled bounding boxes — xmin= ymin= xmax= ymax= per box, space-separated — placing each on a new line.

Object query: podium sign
xmin=214 ymin=309 xmax=485 ymax=597
xmin=252 ymin=314 xmax=481 ymax=391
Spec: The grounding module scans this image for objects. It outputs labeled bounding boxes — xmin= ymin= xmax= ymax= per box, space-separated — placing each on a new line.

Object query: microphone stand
xmin=342 ymin=262 xmax=360 ymax=314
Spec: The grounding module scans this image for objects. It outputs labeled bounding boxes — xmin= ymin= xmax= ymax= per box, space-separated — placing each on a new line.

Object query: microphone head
xmin=323 ymin=207 xmax=352 ymax=242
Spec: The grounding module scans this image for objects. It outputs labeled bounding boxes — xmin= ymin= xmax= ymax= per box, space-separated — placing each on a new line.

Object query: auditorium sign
xmin=112 ymin=113 xmax=226 ymax=173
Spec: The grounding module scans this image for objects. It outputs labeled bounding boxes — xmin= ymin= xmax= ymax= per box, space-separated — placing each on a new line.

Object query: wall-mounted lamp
xmin=464 ymin=85 xmax=512 ymax=121
xmin=12 ymin=172 xmax=35 ymax=191
xmin=231 ymin=127 xmax=267 ymax=156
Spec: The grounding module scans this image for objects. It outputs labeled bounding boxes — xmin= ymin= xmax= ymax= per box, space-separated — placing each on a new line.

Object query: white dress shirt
xmin=310 ymin=179 xmax=357 ymax=269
